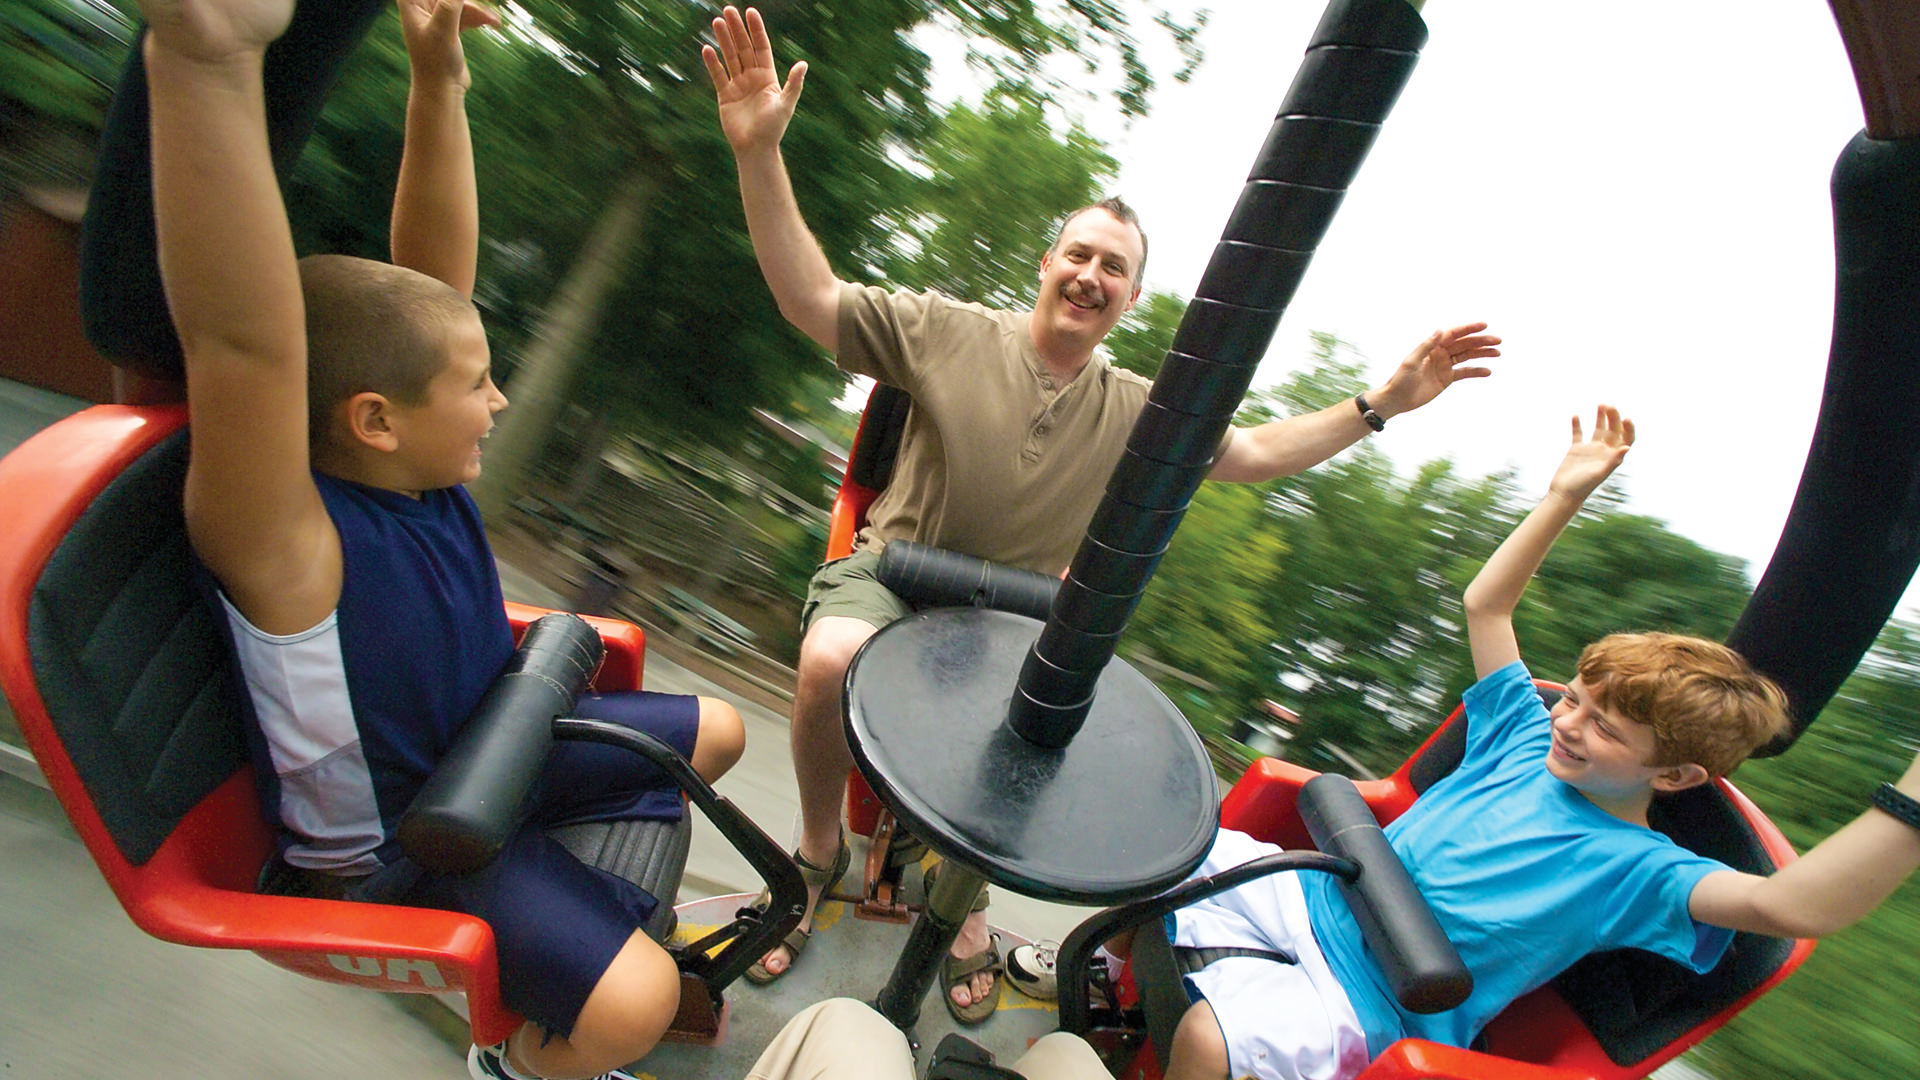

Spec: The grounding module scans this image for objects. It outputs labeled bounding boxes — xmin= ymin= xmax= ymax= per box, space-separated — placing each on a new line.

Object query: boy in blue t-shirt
xmin=1161 ymin=406 xmax=1920 ymax=1080
xmin=102 ymin=2 xmax=744 ymax=1077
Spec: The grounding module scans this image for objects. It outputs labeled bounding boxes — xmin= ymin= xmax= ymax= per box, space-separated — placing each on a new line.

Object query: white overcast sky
xmin=922 ymin=2 xmax=1885 ymax=609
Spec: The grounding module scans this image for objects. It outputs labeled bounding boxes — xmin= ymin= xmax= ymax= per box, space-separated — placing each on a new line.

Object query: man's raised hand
xmin=702 ymin=5 xmax=807 ymax=154
xmin=1373 ymin=322 xmax=1501 ymax=418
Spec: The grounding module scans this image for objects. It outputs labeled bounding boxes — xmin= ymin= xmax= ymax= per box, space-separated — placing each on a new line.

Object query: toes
xmin=947 ymin=971 xmax=992 ymax=1006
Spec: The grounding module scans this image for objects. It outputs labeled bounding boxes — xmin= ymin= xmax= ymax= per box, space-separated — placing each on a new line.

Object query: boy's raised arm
xmin=1463 ymin=406 xmax=1635 ymax=678
xmin=142 ymin=0 xmax=340 ymax=635
xmin=1689 ymin=750 xmax=1920 ymax=938
xmin=391 ymin=0 xmax=497 ymax=298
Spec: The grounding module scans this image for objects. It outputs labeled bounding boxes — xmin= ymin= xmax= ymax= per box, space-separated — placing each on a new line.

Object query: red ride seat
xmin=827 ymin=385 xmax=911 ymax=839
xmin=0 ymin=405 xmax=681 ymax=1048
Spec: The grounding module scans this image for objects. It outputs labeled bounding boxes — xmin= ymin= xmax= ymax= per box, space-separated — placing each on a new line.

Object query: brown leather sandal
xmin=943 ymin=931 xmax=1003 ymax=1025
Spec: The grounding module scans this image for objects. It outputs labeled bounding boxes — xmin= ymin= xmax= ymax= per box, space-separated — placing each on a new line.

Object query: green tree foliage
xmin=0 ymin=0 xmax=133 ymax=188
xmin=0 ymin=0 xmax=131 ymax=131
xmin=1128 ymin=478 xmax=1285 ymax=725
xmin=1106 ymin=288 xmax=1185 ymax=378
xmin=880 ymin=87 xmax=1116 ymax=310
xmin=1135 ymin=333 xmax=1754 ymax=771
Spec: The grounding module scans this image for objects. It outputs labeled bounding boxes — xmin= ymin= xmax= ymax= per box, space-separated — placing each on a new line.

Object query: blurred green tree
xmin=880 ymin=86 xmax=1116 ymax=310
xmin=0 ymin=0 xmax=133 ymax=189
xmin=1106 ymin=288 xmax=1186 ymax=378
xmin=455 ymin=0 xmax=1203 ymax=514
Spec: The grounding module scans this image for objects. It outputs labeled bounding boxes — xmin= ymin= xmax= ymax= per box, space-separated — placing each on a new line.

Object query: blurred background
xmin=3 ymin=1 xmax=1917 ymax=1076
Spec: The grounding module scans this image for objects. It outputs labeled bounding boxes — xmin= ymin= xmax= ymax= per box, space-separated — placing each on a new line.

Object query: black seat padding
xmin=849 ymin=383 xmax=912 ymax=492
xmin=549 ymin=815 xmax=690 ymax=943
xmin=1551 ymin=782 xmax=1795 ymax=1066
xmin=27 ymin=431 xmax=246 ymax=865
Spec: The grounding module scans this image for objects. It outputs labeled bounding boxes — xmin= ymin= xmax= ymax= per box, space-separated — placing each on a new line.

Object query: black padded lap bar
xmin=875 ymin=541 xmax=1061 ymax=623
xmin=397 ymin=614 xmax=604 ymax=874
xmin=1008 ymin=0 xmax=1428 ymax=746
xmin=27 ymin=432 xmax=247 ymax=865
xmin=1727 ymin=133 xmax=1920 ymax=746
xmin=1299 ymin=774 xmax=1471 ymax=1013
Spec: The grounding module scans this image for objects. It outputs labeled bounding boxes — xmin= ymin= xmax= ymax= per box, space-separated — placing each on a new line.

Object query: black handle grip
xmin=1299 ymin=774 xmax=1470 ymax=1013
xmin=397 ymin=614 xmax=604 ymax=874
xmin=876 ymin=540 xmax=1060 ymax=623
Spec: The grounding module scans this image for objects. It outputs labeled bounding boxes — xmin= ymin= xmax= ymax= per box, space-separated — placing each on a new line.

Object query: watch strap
xmin=1872 ymin=782 xmax=1920 ymax=831
xmin=1354 ymin=393 xmax=1385 ymax=433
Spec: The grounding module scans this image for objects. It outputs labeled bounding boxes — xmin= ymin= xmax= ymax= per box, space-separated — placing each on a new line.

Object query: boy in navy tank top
xmin=88 ymin=2 xmax=744 ymax=1076
xmin=1153 ymin=409 xmax=1920 ymax=1080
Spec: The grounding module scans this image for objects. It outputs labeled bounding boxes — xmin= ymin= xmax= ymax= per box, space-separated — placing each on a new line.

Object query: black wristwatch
xmin=1355 ymin=393 xmax=1385 ymax=433
xmin=1871 ymin=782 xmax=1920 ymax=831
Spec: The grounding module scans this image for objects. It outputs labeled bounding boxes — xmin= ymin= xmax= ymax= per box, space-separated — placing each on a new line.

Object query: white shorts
xmin=1170 ymin=830 xmax=1372 ymax=1080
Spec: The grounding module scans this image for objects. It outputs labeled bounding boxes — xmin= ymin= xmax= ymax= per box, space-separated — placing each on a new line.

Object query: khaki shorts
xmin=800 ymin=549 xmax=914 ymax=635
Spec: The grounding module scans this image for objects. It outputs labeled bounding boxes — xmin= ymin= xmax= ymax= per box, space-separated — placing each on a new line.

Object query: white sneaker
xmin=467 ymin=1043 xmax=640 ymax=1080
xmin=1006 ymin=940 xmax=1059 ymax=1000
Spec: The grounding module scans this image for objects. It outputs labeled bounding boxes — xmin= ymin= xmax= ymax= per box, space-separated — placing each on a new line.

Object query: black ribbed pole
xmin=1008 ymin=0 xmax=1431 ymax=748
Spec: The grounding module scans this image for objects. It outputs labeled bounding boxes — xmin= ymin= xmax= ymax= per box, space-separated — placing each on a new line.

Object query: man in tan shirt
xmin=703 ymin=5 xmax=1500 ymax=1018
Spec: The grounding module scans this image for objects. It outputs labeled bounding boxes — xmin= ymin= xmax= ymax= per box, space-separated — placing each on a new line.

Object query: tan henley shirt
xmin=835 ymin=283 xmax=1155 ymax=575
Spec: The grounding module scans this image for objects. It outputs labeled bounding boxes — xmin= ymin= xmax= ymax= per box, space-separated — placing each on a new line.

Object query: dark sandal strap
xmin=945 ymin=939 xmax=1003 ymax=980
xmin=793 ymin=834 xmax=852 ymax=891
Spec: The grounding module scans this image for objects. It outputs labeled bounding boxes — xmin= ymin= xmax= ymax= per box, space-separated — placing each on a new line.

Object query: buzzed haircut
xmin=298 ymin=254 xmax=475 ymax=439
xmin=1576 ymin=632 xmax=1793 ymax=778
xmin=1051 ymin=196 xmax=1149 ymax=285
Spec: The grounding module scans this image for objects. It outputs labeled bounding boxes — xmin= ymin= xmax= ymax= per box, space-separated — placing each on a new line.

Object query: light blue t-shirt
xmin=1301 ymin=660 xmax=1735 ymax=1056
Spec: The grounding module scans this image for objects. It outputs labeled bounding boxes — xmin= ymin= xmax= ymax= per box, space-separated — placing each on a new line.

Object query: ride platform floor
xmin=639 ymin=878 xmax=1062 ymax=1080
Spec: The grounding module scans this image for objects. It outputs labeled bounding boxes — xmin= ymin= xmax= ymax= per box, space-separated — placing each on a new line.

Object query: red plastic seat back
xmin=0 ymin=406 xmax=522 ymax=1045
xmin=831 ymin=384 xmax=912 ymax=834
xmin=826 ymin=382 xmax=911 ymax=561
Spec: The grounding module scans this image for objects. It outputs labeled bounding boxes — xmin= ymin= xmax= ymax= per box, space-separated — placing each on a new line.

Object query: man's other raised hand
xmin=702 ymin=6 xmax=807 ymax=154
